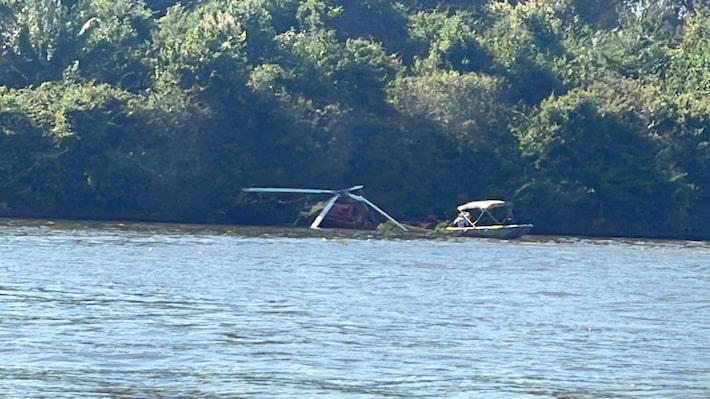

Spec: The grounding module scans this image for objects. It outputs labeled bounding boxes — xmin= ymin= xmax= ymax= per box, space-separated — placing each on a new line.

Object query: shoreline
xmin=2 ymin=215 xmax=708 ymax=243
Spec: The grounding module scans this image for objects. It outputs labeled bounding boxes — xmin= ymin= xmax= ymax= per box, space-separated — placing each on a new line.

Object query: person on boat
xmin=453 ymin=212 xmax=472 ymax=227
xmin=502 ymin=208 xmax=515 ymax=225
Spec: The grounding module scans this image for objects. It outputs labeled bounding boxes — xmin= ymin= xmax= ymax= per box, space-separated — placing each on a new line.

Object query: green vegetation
xmin=1 ymin=0 xmax=708 ymax=238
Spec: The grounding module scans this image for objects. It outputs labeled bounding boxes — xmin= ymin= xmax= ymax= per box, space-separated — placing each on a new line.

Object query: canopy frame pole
xmin=472 ymin=210 xmax=486 ymax=226
xmin=461 ymin=211 xmax=477 ymax=227
xmin=487 ymin=211 xmax=501 ymax=225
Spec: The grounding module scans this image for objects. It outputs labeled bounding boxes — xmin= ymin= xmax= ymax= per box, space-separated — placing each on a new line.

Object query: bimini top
xmin=457 ymin=199 xmax=508 ymax=212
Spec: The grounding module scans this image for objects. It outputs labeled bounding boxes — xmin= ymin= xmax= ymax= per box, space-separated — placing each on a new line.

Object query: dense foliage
xmin=1 ymin=0 xmax=708 ymax=238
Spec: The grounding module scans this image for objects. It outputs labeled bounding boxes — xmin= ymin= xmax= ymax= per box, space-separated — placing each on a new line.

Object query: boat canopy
xmin=456 ymin=199 xmax=508 ymax=212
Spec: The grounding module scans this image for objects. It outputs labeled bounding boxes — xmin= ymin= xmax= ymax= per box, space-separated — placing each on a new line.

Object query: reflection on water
xmin=1 ymin=219 xmax=709 ymax=398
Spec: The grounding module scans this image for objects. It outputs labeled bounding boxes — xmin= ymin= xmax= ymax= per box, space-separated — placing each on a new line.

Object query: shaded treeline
xmin=0 ymin=0 xmax=708 ymax=238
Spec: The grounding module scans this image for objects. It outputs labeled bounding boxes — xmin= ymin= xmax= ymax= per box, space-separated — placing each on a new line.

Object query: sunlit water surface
xmin=1 ymin=219 xmax=708 ymax=398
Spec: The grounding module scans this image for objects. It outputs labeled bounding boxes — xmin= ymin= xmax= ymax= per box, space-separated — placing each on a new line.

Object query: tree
xmin=479 ymin=1 xmax=566 ymax=104
xmin=409 ymin=10 xmax=493 ymax=73
xmin=326 ymin=0 xmax=411 ymax=60
xmin=389 ymin=70 xmax=523 ymax=207
xmin=272 ymin=28 xmax=401 ymax=109
xmin=0 ymin=0 xmax=72 ymax=87
xmin=151 ymin=1 xmax=247 ymax=91
xmin=571 ymin=0 xmax=623 ymax=28
xmin=72 ymin=0 xmax=153 ymax=90
xmin=0 ymin=91 xmax=59 ymax=214
xmin=0 ymin=65 xmax=142 ymax=216
xmin=516 ymin=82 xmax=692 ymax=236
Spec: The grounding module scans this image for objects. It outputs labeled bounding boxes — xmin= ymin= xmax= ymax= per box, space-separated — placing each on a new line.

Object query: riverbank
xmin=2 ymin=1 xmax=709 ymax=247
xmin=2 ymin=215 xmax=708 ymax=242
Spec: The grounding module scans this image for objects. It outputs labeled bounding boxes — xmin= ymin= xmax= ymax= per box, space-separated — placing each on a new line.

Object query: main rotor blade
xmin=310 ymin=195 xmax=340 ymax=229
xmin=347 ymin=193 xmax=407 ymax=231
xmin=345 ymin=185 xmax=364 ymax=192
xmin=243 ymin=187 xmax=336 ymax=194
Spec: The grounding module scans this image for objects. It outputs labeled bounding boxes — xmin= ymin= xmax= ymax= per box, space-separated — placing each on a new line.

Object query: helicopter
xmin=242 ymin=185 xmax=407 ymax=231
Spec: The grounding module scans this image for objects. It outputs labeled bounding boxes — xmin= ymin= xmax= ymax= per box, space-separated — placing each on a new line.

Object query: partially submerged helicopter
xmin=242 ymin=185 xmax=407 ymax=231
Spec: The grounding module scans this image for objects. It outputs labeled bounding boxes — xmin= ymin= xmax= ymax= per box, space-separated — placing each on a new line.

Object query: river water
xmin=1 ymin=219 xmax=708 ymax=398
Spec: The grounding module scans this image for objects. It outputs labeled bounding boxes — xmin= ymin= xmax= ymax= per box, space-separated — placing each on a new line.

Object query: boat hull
xmin=441 ymin=224 xmax=533 ymax=239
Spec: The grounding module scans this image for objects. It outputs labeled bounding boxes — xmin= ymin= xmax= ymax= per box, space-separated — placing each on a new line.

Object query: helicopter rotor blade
xmin=345 ymin=185 xmax=364 ymax=192
xmin=347 ymin=193 xmax=407 ymax=231
xmin=310 ymin=195 xmax=340 ymax=229
xmin=243 ymin=187 xmax=336 ymax=195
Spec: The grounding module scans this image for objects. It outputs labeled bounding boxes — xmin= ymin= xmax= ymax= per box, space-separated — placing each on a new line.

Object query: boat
xmin=440 ymin=200 xmax=533 ymax=239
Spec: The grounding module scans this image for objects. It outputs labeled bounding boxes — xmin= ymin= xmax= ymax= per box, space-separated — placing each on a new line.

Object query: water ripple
xmin=1 ymin=220 xmax=709 ymax=398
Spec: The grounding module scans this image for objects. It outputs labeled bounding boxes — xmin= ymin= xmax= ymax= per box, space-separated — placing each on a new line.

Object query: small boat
xmin=440 ymin=200 xmax=533 ymax=239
